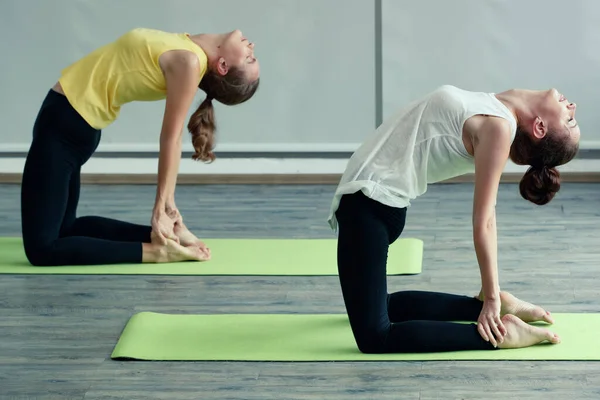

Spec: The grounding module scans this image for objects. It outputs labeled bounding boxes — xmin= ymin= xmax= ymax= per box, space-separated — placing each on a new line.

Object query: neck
xmin=188 ymin=33 xmax=225 ymax=63
xmin=495 ymin=89 xmax=539 ymax=127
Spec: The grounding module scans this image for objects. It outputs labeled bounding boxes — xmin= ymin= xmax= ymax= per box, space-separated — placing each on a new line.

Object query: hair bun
xmin=519 ymin=166 xmax=561 ymax=205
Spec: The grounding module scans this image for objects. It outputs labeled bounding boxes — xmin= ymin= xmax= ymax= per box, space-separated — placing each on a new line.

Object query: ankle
xmin=142 ymin=243 xmax=162 ymax=263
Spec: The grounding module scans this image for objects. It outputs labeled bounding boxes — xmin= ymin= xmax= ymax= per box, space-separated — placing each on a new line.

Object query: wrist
xmin=154 ymin=192 xmax=166 ymax=210
xmin=153 ymin=203 xmax=165 ymax=215
xmin=154 ymin=195 xmax=176 ymax=211
xmin=481 ymin=283 xmax=500 ymax=300
xmin=484 ymin=291 xmax=500 ymax=301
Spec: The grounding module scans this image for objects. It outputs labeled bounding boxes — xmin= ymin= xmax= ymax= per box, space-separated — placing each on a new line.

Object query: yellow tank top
xmin=59 ymin=28 xmax=208 ymax=129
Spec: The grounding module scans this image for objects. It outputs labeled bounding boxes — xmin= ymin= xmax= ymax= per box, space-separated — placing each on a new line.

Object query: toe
xmin=544 ymin=312 xmax=554 ymax=324
xmin=198 ymin=249 xmax=211 ymax=261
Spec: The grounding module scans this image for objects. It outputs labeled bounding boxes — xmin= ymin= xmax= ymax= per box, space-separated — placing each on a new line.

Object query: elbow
xmin=159 ymin=130 xmax=183 ymax=150
xmin=473 ymin=212 xmax=495 ymax=238
xmin=160 ymin=129 xmax=182 ymax=142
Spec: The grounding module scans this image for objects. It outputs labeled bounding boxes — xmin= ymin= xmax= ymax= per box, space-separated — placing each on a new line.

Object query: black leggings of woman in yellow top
xmin=20 ymin=28 xmax=260 ymax=266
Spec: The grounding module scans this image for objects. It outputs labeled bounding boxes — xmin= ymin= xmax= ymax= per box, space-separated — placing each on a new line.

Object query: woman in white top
xmin=328 ymin=85 xmax=580 ymax=353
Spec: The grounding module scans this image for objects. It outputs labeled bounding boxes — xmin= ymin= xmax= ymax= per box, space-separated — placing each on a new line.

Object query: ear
xmin=216 ymin=57 xmax=229 ymax=76
xmin=532 ymin=116 xmax=548 ymax=139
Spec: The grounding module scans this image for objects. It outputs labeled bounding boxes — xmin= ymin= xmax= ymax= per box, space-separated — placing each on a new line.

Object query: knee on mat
xmin=24 ymin=242 xmax=57 ymax=267
xmin=354 ymin=329 xmax=389 ymax=354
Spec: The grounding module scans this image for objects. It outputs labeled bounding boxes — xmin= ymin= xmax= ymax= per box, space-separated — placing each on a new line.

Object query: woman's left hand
xmin=477 ymin=297 xmax=506 ymax=347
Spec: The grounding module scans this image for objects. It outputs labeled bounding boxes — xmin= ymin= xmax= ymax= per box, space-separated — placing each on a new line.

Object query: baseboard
xmin=2 ymin=172 xmax=600 ymax=185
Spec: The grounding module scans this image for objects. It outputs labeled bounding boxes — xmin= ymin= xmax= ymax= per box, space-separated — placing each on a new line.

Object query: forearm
xmin=167 ymin=137 xmax=183 ymax=210
xmin=473 ymin=213 xmax=500 ymax=300
xmin=154 ymin=131 xmax=182 ymax=213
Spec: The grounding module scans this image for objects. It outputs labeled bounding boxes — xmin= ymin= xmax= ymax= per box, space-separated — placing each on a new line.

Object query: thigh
xmin=21 ymin=134 xmax=77 ymax=246
xmin=335 ymin=195 xmax=394 ymax=334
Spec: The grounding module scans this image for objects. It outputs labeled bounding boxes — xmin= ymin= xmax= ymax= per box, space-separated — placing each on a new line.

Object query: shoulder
xmin=461 ymin=114 xmax=512 ymax=157
xmin=467 ymin=115 xmax=513 ymax=148
xmin=159 ymin=50 xmax=201 ymax=73
xmin=159 ymin=50 xmax=203 ymax=99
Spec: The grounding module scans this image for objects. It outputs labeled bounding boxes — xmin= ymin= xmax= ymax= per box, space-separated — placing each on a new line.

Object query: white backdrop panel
xmin=0 ymin=0 xmax=376 ymax=152
xmin=382 ymin=0 xmax=600 ymax=148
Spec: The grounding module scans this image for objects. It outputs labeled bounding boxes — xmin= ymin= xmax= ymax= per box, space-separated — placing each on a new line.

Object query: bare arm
xmin=155 ymin=50 xmax=200 ymax=212
xmin=471 ymin=117 xmax=512 ymax=344
xmin=164 ymin=137 xmax=184 ymax=224
xmin=472 ymin=117 xmax=511 ymax=299
xmin=151 ymin=50 xmax=201 ymax=241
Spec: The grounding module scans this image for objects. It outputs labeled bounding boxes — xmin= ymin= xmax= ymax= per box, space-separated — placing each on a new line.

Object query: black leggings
xmin=20 ymin=89 xmax=152 ymax=266
xmin=335 ymin=191 xmax=496 ymax=353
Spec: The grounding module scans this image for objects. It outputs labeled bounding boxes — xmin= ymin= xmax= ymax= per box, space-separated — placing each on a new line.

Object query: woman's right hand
xmin=151 ymin=209 xmax=179 ymax=245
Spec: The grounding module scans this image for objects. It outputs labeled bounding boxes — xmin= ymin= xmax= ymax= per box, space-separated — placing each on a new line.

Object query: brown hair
xmin=509 ymin=126 xmax=579 ymax=205
xmin=187 ymin=67 xmax=260 ymax=162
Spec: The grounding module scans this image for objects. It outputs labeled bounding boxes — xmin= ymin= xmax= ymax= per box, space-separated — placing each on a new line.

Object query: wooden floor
xmin=1 ymin=182 xmax=599 ymax=399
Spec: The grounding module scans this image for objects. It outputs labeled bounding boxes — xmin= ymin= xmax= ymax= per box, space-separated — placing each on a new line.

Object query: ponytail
xmin=187 ymin=66 xmax=260 ymax=163
xmin=187 ymin=96 xmax=216 ymax=163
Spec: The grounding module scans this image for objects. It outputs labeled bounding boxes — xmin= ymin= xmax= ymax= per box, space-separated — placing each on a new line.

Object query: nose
xmin=568 ymin=102 xmax=577 ymax=119
xmin=249 ymin=42 xmax=255 ymax=49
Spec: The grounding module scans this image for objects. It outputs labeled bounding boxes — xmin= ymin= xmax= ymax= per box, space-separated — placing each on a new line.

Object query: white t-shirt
xmin=327 ymin=85 xmax=518 ymax=231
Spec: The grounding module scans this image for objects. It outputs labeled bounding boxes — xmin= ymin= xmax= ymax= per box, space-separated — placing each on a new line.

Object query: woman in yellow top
xmin=20 ymin=28 xmax=260 ymax=266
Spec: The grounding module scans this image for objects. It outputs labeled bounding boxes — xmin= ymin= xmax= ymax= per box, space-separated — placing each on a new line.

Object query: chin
xmin=229 ymin=29 xmax=242 ymax=38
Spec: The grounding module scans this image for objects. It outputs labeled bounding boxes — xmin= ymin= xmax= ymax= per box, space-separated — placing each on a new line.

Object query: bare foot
xmin=156 ymin=240 xmax=210 ymax=263
xmin=173 ymin=222 xmax=211 ymax=259
xmin=499 ymin=291 xmax=554 ymax=324
xmin=497 ymin=314 xmax=560 ymax=349
xmin=476 ymin=291 xmax=554 ymax=324
xmin=143 ymin=234 xmax=210 ymax=263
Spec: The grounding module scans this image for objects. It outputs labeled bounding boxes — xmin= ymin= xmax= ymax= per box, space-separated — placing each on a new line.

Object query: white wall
xmin=0 ymin=0 xmax=375 ymax=153
xmin=1 ymin=0 xmax=599 ymax=175
xmin=381 ymin=0 xmax=600 ymax=149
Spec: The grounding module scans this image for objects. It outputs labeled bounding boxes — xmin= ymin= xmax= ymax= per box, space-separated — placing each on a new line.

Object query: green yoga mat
xmin=0 ymin=237 xmax=422 ymax=276
xmin=111 ymin=312 xmax=598 ymax=361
